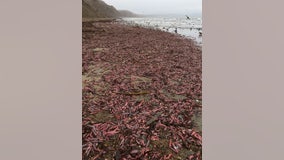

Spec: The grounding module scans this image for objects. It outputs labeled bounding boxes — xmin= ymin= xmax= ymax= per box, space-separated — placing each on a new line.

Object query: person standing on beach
xmin=174 ymin=27 xmax=178 ymax=33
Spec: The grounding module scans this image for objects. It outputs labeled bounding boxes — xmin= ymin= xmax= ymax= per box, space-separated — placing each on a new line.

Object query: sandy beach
xmin=82 ymin=20 xmax=202 ymax=160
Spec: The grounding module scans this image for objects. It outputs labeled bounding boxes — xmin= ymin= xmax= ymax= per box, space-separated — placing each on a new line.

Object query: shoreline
xmin=119 ymin=17 xmax=203 ymax=47
xmin=83 ymin=18 xmax=202 ymax=48
xmin=83 ymin=20 xmax=202 ymax=160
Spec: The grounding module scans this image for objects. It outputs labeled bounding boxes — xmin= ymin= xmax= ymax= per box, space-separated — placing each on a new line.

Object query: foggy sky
xmin=103 ymin=0 xmax=202 ymax=15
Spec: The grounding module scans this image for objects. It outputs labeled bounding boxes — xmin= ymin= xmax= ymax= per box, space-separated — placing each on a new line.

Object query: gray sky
xmin=103 ymin=0 xmax=202 ymax=15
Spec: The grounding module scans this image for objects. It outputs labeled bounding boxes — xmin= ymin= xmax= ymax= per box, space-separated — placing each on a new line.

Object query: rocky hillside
xmin=83 ymin=0 xmax=138 ymax=18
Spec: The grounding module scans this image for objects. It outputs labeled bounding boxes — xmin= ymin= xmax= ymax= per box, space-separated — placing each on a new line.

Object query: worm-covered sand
xmin=82 ymin=20 xmax=202 ymax=160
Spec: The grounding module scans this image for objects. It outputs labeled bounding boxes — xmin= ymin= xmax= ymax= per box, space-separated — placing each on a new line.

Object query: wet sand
xmin=82 ymin=20 xmax=202 ymax=160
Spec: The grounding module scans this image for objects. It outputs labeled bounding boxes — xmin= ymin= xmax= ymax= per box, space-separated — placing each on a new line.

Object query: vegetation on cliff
xmin=82 ymin=0 xmax=138 ymax=18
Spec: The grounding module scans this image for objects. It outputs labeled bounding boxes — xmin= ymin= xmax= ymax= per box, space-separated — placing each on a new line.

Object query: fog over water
xmin=103 ymin=0 xmax=202 ymax=16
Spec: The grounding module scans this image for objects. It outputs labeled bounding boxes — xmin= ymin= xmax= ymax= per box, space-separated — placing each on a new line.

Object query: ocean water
xmin=122 ymin=16 xmax=202 ymax=46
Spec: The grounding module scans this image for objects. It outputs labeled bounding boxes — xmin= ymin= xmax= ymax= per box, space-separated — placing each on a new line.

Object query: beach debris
xmin=83 ymin=21 xmax=202 ymax=160
xmin=93 ymin=48 xmax=109 ymax=53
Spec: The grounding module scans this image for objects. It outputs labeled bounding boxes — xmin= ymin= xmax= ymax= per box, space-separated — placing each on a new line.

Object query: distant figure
xmin=186 ymin=15 xmax=191 ymax=20
xmin=174 ymin=28 xmax=178 ymax=33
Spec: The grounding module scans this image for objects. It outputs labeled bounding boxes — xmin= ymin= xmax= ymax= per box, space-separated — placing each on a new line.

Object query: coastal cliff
xmin=82 ymin=0 xmax=138 ymax=18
